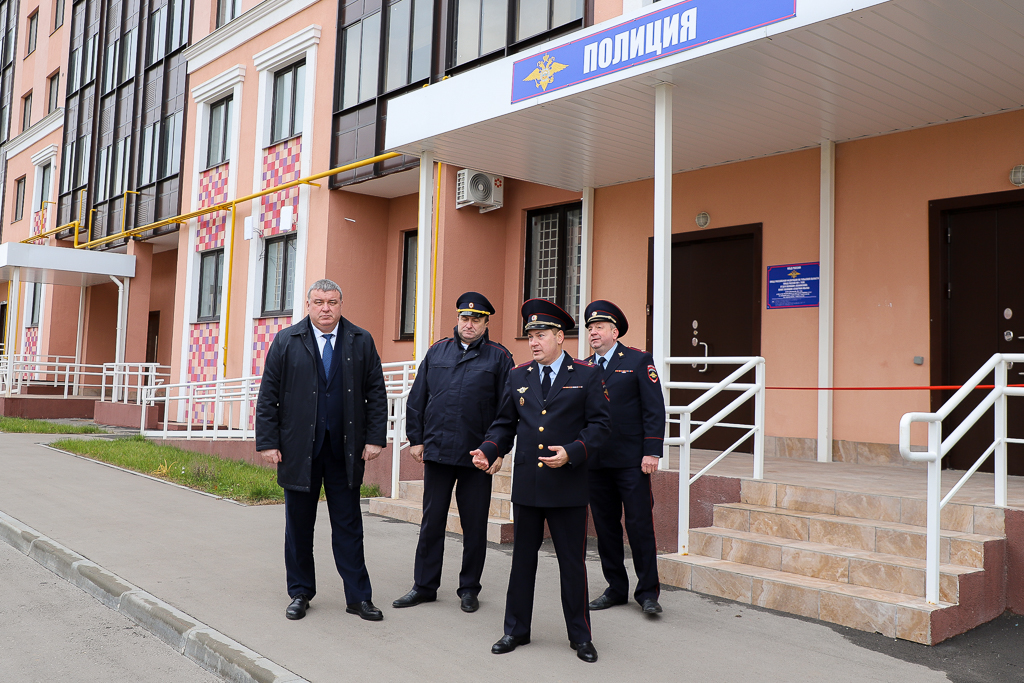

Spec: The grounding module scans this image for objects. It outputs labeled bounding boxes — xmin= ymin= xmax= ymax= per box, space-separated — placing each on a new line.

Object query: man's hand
xmin=259 ymin=449 xmax=282 ymax=465
xmin=409 ymin=444 xmax=424 ymax=463
xmin=486 ymin=456 xmax=503 ymax=475
xmin=641 ymin=455 xmax=660 ymax=474
xmin=362 ymin=444 xmax=383 ymax=461
xmin=539 ymin=445 xmax=569 ymax=468
xmin=470 ymin=449 xmax=490 ymax=471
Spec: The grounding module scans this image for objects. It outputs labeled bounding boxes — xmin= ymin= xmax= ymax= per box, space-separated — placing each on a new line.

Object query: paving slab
xmin=0 ymin=433 xmax=954 ymax=682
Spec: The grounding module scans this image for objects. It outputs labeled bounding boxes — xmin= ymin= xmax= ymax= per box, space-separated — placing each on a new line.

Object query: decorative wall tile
xmin=196 ymin=163 xmax=230 ymax=252
xmin=251 ymin=316 xmax=291 ymax=376
xmin=259 ymin=137 xmax=301 ymax=237
xmin=188 ymin=322 xmax=220 ymax=422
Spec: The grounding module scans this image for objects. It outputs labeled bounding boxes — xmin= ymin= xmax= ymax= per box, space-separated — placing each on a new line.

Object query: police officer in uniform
xmin=583 ymin=300 xmax=666 ymax=615
xmin=394 ymin=292 xmax=514 ymax=613
xmin=471 ymin=299 xmax=610 ymax=663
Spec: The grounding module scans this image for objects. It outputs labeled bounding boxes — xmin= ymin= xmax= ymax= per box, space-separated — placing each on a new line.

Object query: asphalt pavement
xmin=0 ymin=432 xmax=1008 ymax=682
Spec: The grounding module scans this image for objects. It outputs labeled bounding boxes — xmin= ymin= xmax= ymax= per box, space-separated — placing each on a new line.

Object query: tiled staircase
xmin=657 ymin=479 xmax=1007 ymax=644
xmin=367 ymin=462 xmax=515 ymax=544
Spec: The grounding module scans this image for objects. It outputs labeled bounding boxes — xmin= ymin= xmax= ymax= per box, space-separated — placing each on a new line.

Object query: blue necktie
xmin=322 ymin=333 xmax=334 ymax=376
xmin=541 ymin=366 xmax=552 ymax=400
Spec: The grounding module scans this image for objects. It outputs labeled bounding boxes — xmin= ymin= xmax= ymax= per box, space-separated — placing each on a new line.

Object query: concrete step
xmin=399 ymin=480 xmax=512 ymax=519
xmin=657 ymin=553 xmax=950 ymax=644
xmin=367 ymin=497 xmax=514 ymax=544
xmin=739 ymin=480 xmax=1006 ymax=536
xmin=712 ymin=503 xmax=1001 ymax=568
xmin=688 ymin=526 xmax=982 ymax=603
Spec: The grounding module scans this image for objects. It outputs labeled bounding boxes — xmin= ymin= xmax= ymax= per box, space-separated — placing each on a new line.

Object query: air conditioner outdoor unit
xmin=456 ymin=169 xmax=503 ymax=213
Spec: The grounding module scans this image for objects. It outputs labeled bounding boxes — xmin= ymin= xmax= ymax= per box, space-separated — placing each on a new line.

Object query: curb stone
xmin=0 ymin=510 xmax=307 ymax=683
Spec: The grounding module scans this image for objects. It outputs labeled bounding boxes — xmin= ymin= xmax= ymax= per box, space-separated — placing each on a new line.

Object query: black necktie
xmin=541 ymin=366 xmax=552 ymax=400
xmin=598 ymin=357 xmax=607 ymax=373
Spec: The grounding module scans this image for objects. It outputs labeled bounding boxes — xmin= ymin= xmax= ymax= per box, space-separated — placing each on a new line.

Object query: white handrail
xmin=0 ymin=356 xmax=107 ymax=397
xmin=898 ymin=352 xmax=1024 ymax=605
xmin=383 ymin=361 xmax=417 ymax=499
xmin=663 ymin=356 xmax=766 ymax=555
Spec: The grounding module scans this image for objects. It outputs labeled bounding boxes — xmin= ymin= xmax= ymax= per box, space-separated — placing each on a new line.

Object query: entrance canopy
xmin=385 ymin=0 xmax=1024 ymax=190
xmin=0 ymin=242 xmax=136 ymax=286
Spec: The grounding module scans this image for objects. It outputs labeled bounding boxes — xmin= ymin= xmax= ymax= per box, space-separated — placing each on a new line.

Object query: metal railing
xmin=141 ymin=375 xmax=262 ymax=439
xmin=0 ymin=355 xmax=106 ymax=396
xmin=899 ymin=353 xmax=1024 ymax=604
xmin=665 ymin=356 xmax=766 ymax=555
xmin=101 ymin=363 xmax=170 ymax=403
xmin=384 ymin=361 xmax=416 ymax=499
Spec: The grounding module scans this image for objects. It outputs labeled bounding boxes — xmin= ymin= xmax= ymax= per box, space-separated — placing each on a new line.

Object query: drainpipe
xmin=577 ymin=187 xmax=594 ymax=359
xmin=653 ymin=83 xmax=673 ymax=471
xmin=414 ymin=152 xmax=435 ymax=362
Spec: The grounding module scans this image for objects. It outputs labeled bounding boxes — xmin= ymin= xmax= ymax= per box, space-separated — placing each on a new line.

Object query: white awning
xmin=385 ymin=0 xmax=1024 ymax=190
xmin=0 ymin=242 xmax=136 ymax=286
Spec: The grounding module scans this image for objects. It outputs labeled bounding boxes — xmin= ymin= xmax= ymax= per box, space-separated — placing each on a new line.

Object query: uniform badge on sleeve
xmin=647 ymin=365 xmax=659 ymax=383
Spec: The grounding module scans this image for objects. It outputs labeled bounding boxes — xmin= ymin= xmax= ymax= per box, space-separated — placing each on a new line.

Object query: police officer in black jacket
xmin=471 ymin=299 xmax=610 ymax=664
xmin=393 ymin=292 xmax=514 ymax=613
xmin=583 ymin=300 xmax=666 ymax=616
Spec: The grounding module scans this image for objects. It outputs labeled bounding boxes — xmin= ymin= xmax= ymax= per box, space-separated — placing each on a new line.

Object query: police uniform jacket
xmin=255 ymin=315 xmax=388 ymax=492
xmin=406 ymin=328 xmax=514 ymax=468
xmin=478 ymin=352 xmax=611 ymax=508
xmin=586 ymin=343 xmax=666 ymax=469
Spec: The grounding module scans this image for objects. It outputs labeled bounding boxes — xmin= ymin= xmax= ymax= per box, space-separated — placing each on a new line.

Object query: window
xmin=340 ymin=17 xmax=379 ymax=110
xmin=216 ymin=0 xmax=238 ymax=28
xmin=67 ymin=47 xmax=79 ymax=92
xmin=400 ymin=230 xmax=417 ymax=338
xmin=26 ymin=12 xmax=36 ymax=55
xmin=168 ymin=0 xmax=188 ymax=52
xmin=74 ymin=133 xmax=90 ymax=187
xmin=271 ymin=61 xmax=305 ymax=143
xmin=82 ymin=35 xmax=97 ymax=84
xmin=47 ymin=72 xmax=58 ymax=112
xmin=139 ymin=121 xmax=160 ymax=185
xmin=261 ymin=234 xmax=297 ymax=316
xmin=95 ymin=144 xmax=110 ymax=200
xmin=54 ymin=0 xmax=64 ymax=29
xmin=38 ymin=163 xmax=51 ymax=212
xmin=384 ymin=0 xmax=431 ymax=92
xmin=13 ymin=176 xmax=25 ymax=220
xmin=516 ymin=0 xmax=582 ymax=41
xmin=121 ymin=28 xmax=136 ymax=81
xmin=197 ymin=249 xmax=224 ymax=321
xmin=148 ymin=7 xmax=166 ymax=65
xmin=20 ymin=92 xmax=30 ymax=131
xmin=454 ymin=0 xmax=506 ymax=66
xmin=111 ymin=136 xmax=130 ymax=195
xmin=160 ymin=111 xmax=182 ymax=178
xmin=523 ymin=202 xmax=582 ymax=327
xmin=102 ymin=39 xmax=118 ymax=92
xmin=29 ymin=283 xmax=41 ymax=327
xmin=207 ymin=96 xmax=231 ymax=167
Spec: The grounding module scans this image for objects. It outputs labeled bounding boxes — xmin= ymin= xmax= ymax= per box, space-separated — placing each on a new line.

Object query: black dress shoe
xmin=346 ymin=600 xmax=384 ymax=621
xmin=642 ymin=598 xmax=663 ymax=615
xmin=570 ymin=641 xmax=599 ymax=663
xmin=392 ymin=589 xmax=436 ymax=608
xmin=491 ymin=634 xmax=530 ymax=654
xmin=285 ymin=596 xmax=310 ymax=620
xmin=460 ymin=594 xmax=479 ymax=613
xmin=588 ymin=594 xmax=627 ymax=610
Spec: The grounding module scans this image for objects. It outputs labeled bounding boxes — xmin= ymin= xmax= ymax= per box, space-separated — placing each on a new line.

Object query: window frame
xmin=206 ymin=95 xmax=231 ymax=169
xmin=196 ymin=249 xmax=225 ymax=322
xmin=13 ymin=175 xmax=25 ymax=221
xmin=53 ymin=0 xmax=64 ymax=31
xmin=399 ymin=229 xmax=417 ymax=339
xmin=25 ymin=11 xmax=36 ymax=55
xmin=269 ymin=60 xmax=305 ymax=144
xmin=29 ymin=283 xmax=41 ymax=327
xmin=522 ymin=201 xmax=582 ymax=336
xmin=215 ymin=0 xmax=238 ymax=29
xmin=47 ymin=71 xmax=58 ymax=112
xmin=260 ymin=233 xmax=297 ymax=317
xmin=20 ymin=90 xmax=30 ymax=131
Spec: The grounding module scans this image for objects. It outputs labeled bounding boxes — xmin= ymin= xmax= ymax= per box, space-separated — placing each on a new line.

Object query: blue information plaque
xmin=767 ymin=262 xmax=819 ymax=309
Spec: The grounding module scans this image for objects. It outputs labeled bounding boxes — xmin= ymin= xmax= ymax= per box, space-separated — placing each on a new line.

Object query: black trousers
xmin=283 ymin=433 xmax=372 ymax=605
xmin=504 ymin=504 xmax=591 ymax=643
xmin=413 ymin=461 xmax=492 ymax=598
xmin=588 ymin=466 xmax=660 ymax=604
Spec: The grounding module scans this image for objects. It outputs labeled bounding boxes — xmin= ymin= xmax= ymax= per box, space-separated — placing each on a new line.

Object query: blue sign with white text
xmin=767 ymin=262 xmax=819 ymax=309
xmin=511 ymin=0 xmax=796 ymax=103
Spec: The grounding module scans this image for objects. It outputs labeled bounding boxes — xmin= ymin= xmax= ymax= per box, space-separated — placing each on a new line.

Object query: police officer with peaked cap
xmin=394 ymin=292 xmax=514 ymax=613
xmin=583 ymin=299 xmax=666 ymax=615
xmin=471 ymin=298 xmax=610 ymax=663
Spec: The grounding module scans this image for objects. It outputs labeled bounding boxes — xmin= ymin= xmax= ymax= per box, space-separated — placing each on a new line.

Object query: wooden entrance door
xmin=649 ymin=225 xmax=762 ymax=452
xmin=941 ymin=202 xmax=1024 ymax=473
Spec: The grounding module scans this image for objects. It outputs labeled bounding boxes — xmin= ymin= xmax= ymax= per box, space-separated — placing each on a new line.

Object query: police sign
xmin=511 ymin=0 xmax=796 ymax=104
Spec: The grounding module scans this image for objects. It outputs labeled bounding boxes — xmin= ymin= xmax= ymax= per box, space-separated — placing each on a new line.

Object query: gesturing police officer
xmin=584 ymin=300 xmax=666 ymax=616
xmin=471 ymin=299 xmax=610 ymax=664
xmin=394 ymin=293 xmax=514 ymax=613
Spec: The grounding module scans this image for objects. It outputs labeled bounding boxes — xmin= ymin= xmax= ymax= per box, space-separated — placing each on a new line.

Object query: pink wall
xmin=150 ymin=250 xmax=179 ymax=368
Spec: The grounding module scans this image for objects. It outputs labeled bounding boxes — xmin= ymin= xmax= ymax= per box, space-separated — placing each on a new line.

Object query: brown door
xmin=943 ymin=204 xmax=1024 ymax=473
xmin=649 ymin=225 xmax=762 ymax=452
xmin=0 ymin=301 xmax=6 ymax=352
xmin=146 ymin=311 xmax=160 ymax=365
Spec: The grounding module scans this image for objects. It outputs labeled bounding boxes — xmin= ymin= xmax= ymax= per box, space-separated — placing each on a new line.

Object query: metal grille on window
xmin=529 ymin=212 xmax=560 ymax=300
xmin=563 ymin=207 xmax=582 ymax=317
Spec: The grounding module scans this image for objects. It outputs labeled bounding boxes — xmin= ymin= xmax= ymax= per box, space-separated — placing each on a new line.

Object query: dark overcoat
xmin=405 ymin=328 xmax=514 ymax=467
xmin=478 ymin=351 xmax=610 ymax=508
xmin=255 ymin=315 xmax=388 ymax=492
xmin=585 ymin=343 xmax=666 ymax=468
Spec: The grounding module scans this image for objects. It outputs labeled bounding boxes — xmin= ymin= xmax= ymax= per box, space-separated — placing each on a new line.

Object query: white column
xmin=817 ymin=141 xmax=836 ymax=462
xmin=653 ymin=83 xmax=673 ymax=470
xmin=74 ymin=286 xmax=86 ymax=394
xmin=577 ymin=186 xmax=594 ymax=358
xmin=5 ymin=267 xmax=21 ymax=396
xmin=414 ymin=153 xmax=435 ymax=362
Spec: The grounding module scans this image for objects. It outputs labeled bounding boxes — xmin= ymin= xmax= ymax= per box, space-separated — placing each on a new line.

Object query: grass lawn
xmin=53 ymin=436 xmax=384 ymax=504
xmin=0 ymin=417 xmax=107 ymax=434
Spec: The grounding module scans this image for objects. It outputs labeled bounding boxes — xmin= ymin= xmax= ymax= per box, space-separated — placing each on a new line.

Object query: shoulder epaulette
xmin=486 ymin=341 xmax=513 ymax=359
xmin=628 ymin=346 xmax=644 ymax=352
xmin=573 ymin=359 xmax=595 ymax=367
xmin=514 ymin=361 xmax=532 ymax=369
xmin=430 ymin=337 xmax=453 ymax=347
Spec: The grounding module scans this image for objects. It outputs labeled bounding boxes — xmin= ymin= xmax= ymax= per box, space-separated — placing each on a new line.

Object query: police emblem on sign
xmin=647 ymin=365 xmax=659 ymax=383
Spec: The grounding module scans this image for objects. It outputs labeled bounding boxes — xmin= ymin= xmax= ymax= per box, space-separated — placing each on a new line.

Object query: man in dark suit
xmin=394 ymin=292 xmax=514 ymax=613
xmin=471 ymin=299 xmax=610 ymax=663
xmin=583 ymin=300 xmax=666 ymax=616
xmin=255 ymin=278 xmax=388 ymax=622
